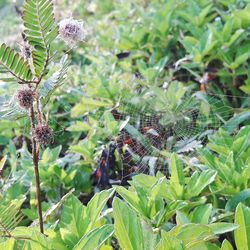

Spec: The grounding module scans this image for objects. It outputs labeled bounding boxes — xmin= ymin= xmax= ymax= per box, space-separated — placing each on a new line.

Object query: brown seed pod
xmin=17 ymin=88 xmax=35 ymax=109
xmin=33 ymin=125 xmax=53 ymax=145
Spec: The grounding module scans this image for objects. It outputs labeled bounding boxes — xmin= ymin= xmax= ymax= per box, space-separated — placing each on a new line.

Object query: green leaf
xmin=185 ymin=170 xmax=217 ymax=199
xmin=234 ymin=203 xmax=250 ymax=250
xmin=113 ymin=198 xmax=144 ymax=250
xmin=190 ymin=204 xmax=212 ymax=224
xmin=207 ymin=223 xmax=238 ymax=235
xmin=71 ymin=97 xmax=112 ymax=117
xmin=83 ymin=188 xmax=115 ymax=234
xmin=22 ymin=0 xmax=58 ymax=77
xmin=73 ymin=225 xmax=114 ymax=250
xmin=169 ymin=224 xmax=215 ymax=247
xmin=221 ymin=240 xmax=234 ymax=250
xmin=115 ymin=186 xmax=143 ymax=217
xmin=12 ymin=227 xmax=52 ymax=249
xmin=59 ymin=189 xmax=114 ymax=248
xmin=0 ymin=239 xmax=17 ymax=250
xmin=155 ymin=231 xmax=184 ymax=250
xmin=226 ymin=189 xmax=250 ymax=211
xmin=59 ymin=195 xmax=86 ymax=248
xmin=223 ymin=111 xmax=250 ymax=133
xmin=169 ymin=153 xmax=185 ymax=198
xmin=31 ymin=189 xmax=75 ymax=227
xmin=0 ymin=43 xmax=33 ymax=81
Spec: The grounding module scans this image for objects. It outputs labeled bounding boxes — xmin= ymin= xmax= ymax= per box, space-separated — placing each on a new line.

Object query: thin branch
xmin=2 ymin=235 xmax=32 ymax=240
xmin=0 ymin=221 xmax=12 ymax=238
xmin=0 ymin=62 xmax=38 ymax=85
xmin=30 ymin=106 xmax=44 ymax=234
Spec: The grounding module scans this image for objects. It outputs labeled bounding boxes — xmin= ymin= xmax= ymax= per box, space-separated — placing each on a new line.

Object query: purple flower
xmin=59 ymin=18 xmax=85 ymax=47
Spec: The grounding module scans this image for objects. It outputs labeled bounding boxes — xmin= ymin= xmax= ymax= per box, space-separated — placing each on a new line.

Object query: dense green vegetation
xmin=1 ymin=0 xmax=250 ymax=249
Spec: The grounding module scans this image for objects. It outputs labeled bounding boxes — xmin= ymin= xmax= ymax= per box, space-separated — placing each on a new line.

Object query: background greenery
xmin=1 ymin=0 xmax=250 ymax=249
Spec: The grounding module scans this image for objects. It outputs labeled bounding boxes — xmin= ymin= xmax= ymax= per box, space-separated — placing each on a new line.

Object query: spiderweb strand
xmin=111 ymin=91 xmax=247 ymax=181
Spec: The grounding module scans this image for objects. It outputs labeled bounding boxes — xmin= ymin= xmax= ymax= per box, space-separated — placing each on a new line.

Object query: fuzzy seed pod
xmin=59 ymin=18 xmax=85 ymax=46
xmin=33 ymin=125 xmax=53 ymax=145
xmin=17 ymin=88 xmax=35 ymax=109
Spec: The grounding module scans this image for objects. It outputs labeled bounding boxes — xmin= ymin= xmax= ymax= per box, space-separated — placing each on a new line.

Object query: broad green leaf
xmin=141 ymin=221 xmax=158 ymax=250
xmin=185 ymin=170 xmax=217 ymax=199
xmin=155 ymin=231 xmax=184 ymax=250
xmin=59 ymin=189 xmax=114 ymax=248
xmin=83 ymin=188 xmax=115 ymax=233
xmin=71 ymin=97 xmax=112 ymax=117
xmin=223 ymin=111 xmax=250 ymax=133
xmin=59 ymin=195 xmax=86 ymax=248
xmin=187 ymin=242 xmax=220 ymax=250
xmin=170 ymin=153 xmax=185 ymax=198
xmin=115 ymin=186 xmax=141 ymax=214
xmin=221 ymin=240 xmax=234 ymax=250
xmin=234 ymin=203 xmax=250 ymax=250
xmin=12 ymin=227 xmax=52 ymax=249
xmin=0 ymin=239 xmax=16 ymax=250
xmin=73 ymin=225 xmax=114 ymax=250
xmin=113 ymin=198 xmax=144 ymax=250
xmin=169 ymin=224 xmax=215 ymax=247
xmin=226 ymin=189 xmax=250 ymax=211
xmin=190 ymin=204 xmax=212 ymax=224
xmin=207 ymin=223 xmax=238 ymax=235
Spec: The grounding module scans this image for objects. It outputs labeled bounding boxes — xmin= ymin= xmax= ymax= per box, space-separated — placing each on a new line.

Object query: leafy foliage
xmin=0 ymin=44 xmax=32 ymax=81
xmin=0 ymin=200 xmax=23 ymax=237
xmin=22 ymin=0 xmax=58 ymax=77
xmin=2 ymin=0 xmax=250 ymax=249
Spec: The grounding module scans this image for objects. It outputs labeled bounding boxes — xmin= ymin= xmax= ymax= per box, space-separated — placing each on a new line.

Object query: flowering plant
xmin=0 ymin=0 xmax=84 ymax=234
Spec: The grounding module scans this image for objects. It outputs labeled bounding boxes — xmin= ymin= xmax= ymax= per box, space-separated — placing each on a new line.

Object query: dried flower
xmin=21 ymin=44 xmax=32 ymax=60
xmin=33 ymin=125 xmax=53 ymax=145
xmin=16 ymin=88 xmax=35 ymax=109
xmin=59 ymin=18 xmax=85 ymax=46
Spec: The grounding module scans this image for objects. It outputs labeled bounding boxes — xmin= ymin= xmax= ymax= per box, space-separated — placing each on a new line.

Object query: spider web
xmin=108 ymin=91 xmax=248 ymax=182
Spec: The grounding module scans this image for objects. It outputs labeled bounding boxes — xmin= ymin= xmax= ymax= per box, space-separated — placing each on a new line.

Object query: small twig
xmin=0 ymin=221 xmax=12 ymax=238
xmin=2 ymin=235 xmax=32 ymax=241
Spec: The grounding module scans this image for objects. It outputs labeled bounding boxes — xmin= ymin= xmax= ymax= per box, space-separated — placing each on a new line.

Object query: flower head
xmin=59 ymin=18 xmax=85 ymax=47
xmin=33 ymin=125 xmax=53 ymax=145
xmin=21 ymin=44 xmax=32 ymax=60
xmin=16 ymin=88 xmax=35 ymax=110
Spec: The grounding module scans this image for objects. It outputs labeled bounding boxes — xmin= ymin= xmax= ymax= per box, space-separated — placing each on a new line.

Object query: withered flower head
xmin=17 ymin=88 xmax=35 ymax=109
xmin=33 ymin=125 xmax=53 ymax=145
xmin=21 ymin=44 xmax=32 ymax=60
xmin=59 ymin=18 xmax=85 ymax=46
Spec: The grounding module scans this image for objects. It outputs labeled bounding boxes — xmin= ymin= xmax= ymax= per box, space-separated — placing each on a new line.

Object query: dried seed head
xmin=59 ymin=18 xmax=85 ymax=46
xmin=33 ymin=125 xmax=53 ymax=145
xmin=21 ymin=44 xmax=32 ymax=60
xmin=16 ymin=88 xmax=35 ymax=109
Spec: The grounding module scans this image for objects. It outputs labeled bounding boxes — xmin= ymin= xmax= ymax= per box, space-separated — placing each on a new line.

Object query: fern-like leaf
xmin=39 ymin=54 xmax=70 ymax=104
xmin=22 ymin=0 xmax=58 ymax=78
xmin=0 ymin=95 xmax=27 ymax=120
xmin=0 ymin=201 xmax=23 ymax=237
xmin=0 ymin=55 xmax=69 ymax=120
xmin=0 ymin=44 xmax=33 ymax=82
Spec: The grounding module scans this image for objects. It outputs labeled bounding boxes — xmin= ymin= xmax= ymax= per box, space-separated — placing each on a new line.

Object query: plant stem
xmin=30 ymin=106 xmax=44 ymax=234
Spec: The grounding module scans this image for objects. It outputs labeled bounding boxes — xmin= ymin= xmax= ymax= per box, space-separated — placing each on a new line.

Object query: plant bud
xmin=33 ymin=125 xmax=53 ymax=145
xmin=17 ymin=88 xmax=35 ymax=109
